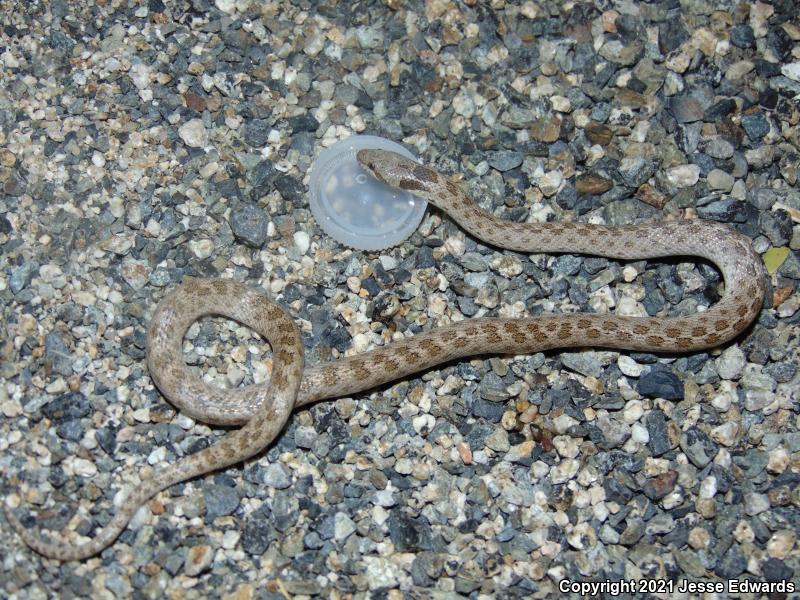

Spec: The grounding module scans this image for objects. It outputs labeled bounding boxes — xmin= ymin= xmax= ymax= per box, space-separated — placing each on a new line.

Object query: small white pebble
xmin=710 ymin=422 xmax=739 ymax=446
xmin=72 ymin=291 xmax=97 ymax=306
xmin=530 ymin=460 xmax=550 ymax=479
xmin=293 ymin=231 xmax=310 ymax=254
xmin=226 ymin=365 xmax=245 ymax=387
xmin=175 ymin=414 xmax=196 ymax=430
xmin=178 ymin=119 xmax=209 ymax=148
xmin=767 ymin=447 xmax=789 ymax=474
xmin=132 ymin=408 xmax=151 ymax=423
xmin=128 ymin=62 xmax=152 ymax=89
xmin=622 ymin=399 xmax=643 ymax=424
xmin=699 ymin=476 xmax=717 ymax=499
xmin=710 ymin=389 xmax=733 ymax=411
xmin=129 ymin=503 xmax=150 ymax=530
xmin=550 ymin=458 xmax=579 ymax=483
xmin=372 ymin=505 xmax=390 ymax=525
xmin=733 ymin=520 xmax=754 ymax=543
xmin=618 ymin=355 xmax=643 ymax=377
xmin=550 ymin=95 xmax=571 ymax=112
xmin=221 ymin=530 xmax=240 ymax=550
xmin=148 ymin=446 xmax=167 ymax=465
xmin=70 ymin=458 xmax=98 ymax=477
xmin=491 ymin=255 xmax=522 ymax=278
xmin=45 ymin=379 xmax=67 ymax=394
xmin=665 ymin=164 xmax=700 ymax=188
xmin=1 ymin=399 xmax=23 ymax=418
xmin=537 ymin=170 xmax=563 ymax=196
xmin=438 ymin=375 xmax=463 ymax=396
xmin=688 ymin=527 xmax=711 ymax=549
xmin=379 ymin=255 xmax=398 ymax=270
xmin=767 ymin=530 xmax=796 ymax=559
xmin=428 ymin=294 xmax=448 ymax=317
xmin=622 ymin=265 xmax=639 ymax=282
xmin=552 ymin=414 xmax=579 ymax=434
xmin=552 ymin=436 xmax=579 ymax=459
xmin=190 ymin=239 xmax=215 ymax=259
xmin=616 ymin=296 xmax=647 ymax=317
xmin=744 ymin=492 xmax=770 ymax=516
xmin=350 ymin=114 xmax=366 ymax=132
xmin=394 ymin=458 xmax=413 ymax=475
xmin=444 ymin=236 xmax=465 ymax=257
xmin=412 ymin=414 xmax=435 ymax=435
xmin=346 ymin=276 xmax=361 ymax=294
xmin=373 ymin=484 xmax=396 ymax=507
xmin=214 ymin=0 xmax=237 ymax=14
xmin=631 ymin=423 xmax=649 ymax=443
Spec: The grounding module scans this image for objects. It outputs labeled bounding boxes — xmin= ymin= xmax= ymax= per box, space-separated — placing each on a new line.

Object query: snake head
xmin=357 ymin=149 xmax=424 ymax=189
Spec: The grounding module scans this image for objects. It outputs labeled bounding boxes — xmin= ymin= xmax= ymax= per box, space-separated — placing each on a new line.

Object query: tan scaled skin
xmin=4 ymin=149 xmax=767 ymax=561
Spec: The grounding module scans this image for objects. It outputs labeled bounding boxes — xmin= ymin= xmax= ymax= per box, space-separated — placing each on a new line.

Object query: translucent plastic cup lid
xmin=308 ymin=135 xmax=427 ymax=251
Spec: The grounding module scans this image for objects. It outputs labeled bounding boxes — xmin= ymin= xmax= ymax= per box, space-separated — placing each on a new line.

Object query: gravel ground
xmin=1 ymin=0 xmax=799 ymax=598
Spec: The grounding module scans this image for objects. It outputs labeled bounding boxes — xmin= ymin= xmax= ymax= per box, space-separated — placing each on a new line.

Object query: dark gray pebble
xmin=486 ymin=150 xmax=523 ymax=172
xmin=759 ymin=210 xmax=793 ymax=246
xmin=242 ymin=507 xmax=274 ymax=555
xmin=203 ymin=484 xmax=240 ymax=520
xmin=44 ymin=331 xmax=74 ymax=377
xmin=55 ymin=419 xmax=84 ymax=442
xmin=10 ymin=261 xmax=39 ymax=294
xmin=471 ymin=397 xmax=505 ymax=423
xmin=387 ymin=512 xmax=433 ymax=552
xmin=680 ymin=426 xmax=717 ymax=468
xmin=42 ymin=392 xmax=91 ymax=421
xmin=714 ymin=543 xmax=747 ymax=578
xmin=248 ymin=159 xmax=276 ymax=191
xmin=645 ymin=409 xmax=672 ymax=456
xmin=704 ymin=98 xmax=737 ymax=120
xmin=230 ymin=203 xmax=268 ymax=248
xmin=242 ymin=119 xmax=271 ymax=147
xmin=637 ymin=366 xmax=684 ymax=400
xmin=669 ymin=96 xmax=704 ymax=124
xmin=479 ymin=372 xmax=511 ymax=401
xmin=729 ymin=25 xmax=755 ymax=49
xmin=658 ymin=19 xmax=689 ymax=54
xmin=741 ymin=113 xmax=770 ymax=141
xmin=696 ymin=198 xmax=753 ymax=223
xmin=763 ymin=361 xmax=796 ymax=383
xmin=761 ymin=557 xmax=794 ymax=582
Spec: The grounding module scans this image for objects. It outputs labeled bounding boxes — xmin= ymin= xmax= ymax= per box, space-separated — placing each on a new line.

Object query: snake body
xmin=4 ymin=149 xmax=767 ymax=561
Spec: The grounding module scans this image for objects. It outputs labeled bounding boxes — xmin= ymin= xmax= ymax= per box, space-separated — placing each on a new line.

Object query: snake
xmin=3 ymin=148 xmax=767 ymax=561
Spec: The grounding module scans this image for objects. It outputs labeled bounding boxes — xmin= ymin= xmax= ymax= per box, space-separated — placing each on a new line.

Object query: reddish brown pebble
xmin=576 ymin=174 xmax=614 ymax=194
xmin=643 ymin=470 xmax=678 ymax=500
xmin=616 ymin=89 xmax=648 ymax=108
xmin=458 ymin=442 xmax=473 ymax=464
xmin=585 ymin=122 xmax=614 ymax=145
xmin=149 ymin=499 xmax=165 ymax=515
xmin=636 ymin=183 xmax=667 ymax=208
xmin=530 ymin=115 xmax=561 ymax=142
xmin=773 ymin=287 xmax=792 ymax=307
xmin=184 ymin=92 xmax=206 ymax=112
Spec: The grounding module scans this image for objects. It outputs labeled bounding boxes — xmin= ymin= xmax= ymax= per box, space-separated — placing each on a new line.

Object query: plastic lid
xmin=308 ymin=135 xmax=427 ymax=251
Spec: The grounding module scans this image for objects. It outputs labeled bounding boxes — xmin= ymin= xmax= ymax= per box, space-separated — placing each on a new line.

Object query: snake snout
xmin=357 ymin=149 xmax=383 ymax=166
xmin=356 ymin=149 xmax=388 ymax=184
